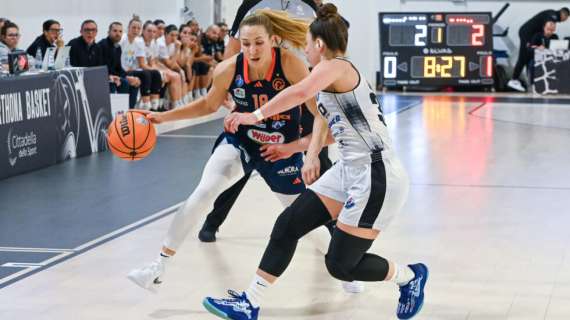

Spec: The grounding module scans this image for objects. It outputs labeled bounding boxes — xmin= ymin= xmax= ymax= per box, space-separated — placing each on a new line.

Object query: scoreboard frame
xmin=379 ymin=12 xmax=494 ymax=88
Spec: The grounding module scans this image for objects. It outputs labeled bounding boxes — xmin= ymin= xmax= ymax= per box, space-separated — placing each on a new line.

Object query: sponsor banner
xmin=0 ymin=67 xmax=112 ymax=180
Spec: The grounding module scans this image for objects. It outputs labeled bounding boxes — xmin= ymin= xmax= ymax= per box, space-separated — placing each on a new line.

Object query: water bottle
xmin=35 ymin=48 xmax=43 ymax=70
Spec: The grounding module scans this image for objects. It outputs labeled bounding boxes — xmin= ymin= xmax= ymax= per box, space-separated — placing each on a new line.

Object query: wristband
xmin=253 ymin=109 xmax=264 ymax=121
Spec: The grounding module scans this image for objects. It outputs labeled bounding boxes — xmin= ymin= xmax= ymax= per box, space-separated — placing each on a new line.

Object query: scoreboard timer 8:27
xmin=379 ymin=12 xmax=494 ymax=88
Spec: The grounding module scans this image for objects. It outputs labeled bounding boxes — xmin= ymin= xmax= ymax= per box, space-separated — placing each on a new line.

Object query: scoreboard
xmin=379 ymin=12 xmax=494 ymax=87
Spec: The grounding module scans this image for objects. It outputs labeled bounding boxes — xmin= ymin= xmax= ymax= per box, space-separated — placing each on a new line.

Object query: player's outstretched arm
xmin=144 ymin=58 xmax=236 ymax=124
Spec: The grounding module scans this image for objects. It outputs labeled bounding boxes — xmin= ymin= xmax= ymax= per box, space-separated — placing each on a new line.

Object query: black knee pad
xmin=260 ymin=190 xmax=332 ymax=277
xmin=325 ymin=254 xmax=354 ymax=281
xmin=270 ymin=190 xmax=331 ymax=242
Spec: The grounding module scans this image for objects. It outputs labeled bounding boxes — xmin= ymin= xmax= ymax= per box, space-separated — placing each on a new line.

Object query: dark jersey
xmin=227 ymin=47 xmax=301 ymax=160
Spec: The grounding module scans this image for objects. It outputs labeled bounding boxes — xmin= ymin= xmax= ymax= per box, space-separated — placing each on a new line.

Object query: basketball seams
xmin=130 ymin=111 xmax=136 ymax=154
xmin=114 ymin=113 xmax=134 ymax=151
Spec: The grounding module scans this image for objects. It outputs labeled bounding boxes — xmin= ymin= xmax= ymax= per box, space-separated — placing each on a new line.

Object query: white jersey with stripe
xmin=317 ymin=59 xmax=394 ymax=164
xmin=245 ymin=0 xmax=315 ymax=21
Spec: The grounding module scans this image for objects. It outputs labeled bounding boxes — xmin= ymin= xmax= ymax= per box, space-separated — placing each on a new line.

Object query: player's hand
xmin=224 ymin=112 xmax=258 ymax=133
xmin=260 ymin=143 xmax=295 ymax=162
xmin=136 ymin=109 xmax=165 ymax=124
xmin=301 ymin=155 xmax=320 ymax=185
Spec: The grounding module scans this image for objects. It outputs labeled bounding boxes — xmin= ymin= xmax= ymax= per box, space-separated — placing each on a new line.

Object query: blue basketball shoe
xmin=397 ymin=263 xmax=429 ymax=319
xmin=203 ymin=290 xmax=259 ymax=320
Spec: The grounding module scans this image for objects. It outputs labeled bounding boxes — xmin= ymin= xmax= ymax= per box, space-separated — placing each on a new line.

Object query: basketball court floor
xmin=1 ymin=93 xmax=570 ymax=319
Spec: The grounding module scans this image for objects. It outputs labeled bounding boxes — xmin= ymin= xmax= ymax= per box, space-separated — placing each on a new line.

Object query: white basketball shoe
xmin=127 ymin=259 xmax=165 ymax=293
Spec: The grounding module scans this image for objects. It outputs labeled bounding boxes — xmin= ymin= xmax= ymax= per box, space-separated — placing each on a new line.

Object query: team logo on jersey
xmin=272 ymin=78 xmax=286 ymax=91
xmin=272 ymin=120 xmax=286 ymax=130
xmin=332 ymin=126 xmax=345 ymax=137
xmin=277 ymin=165 xmax=299 ymax=176
xmin=233 ymin=88 xmax=246 ymax=99
xmin=234 ymin=74 xmax=244 ymax=87
xmin=328 ymin=114 xmax=342 ymax=128
xmin=247 ymin=129 xmax=285 ymax=144
xmin=344 ymin=197 xmax=356 ymax=209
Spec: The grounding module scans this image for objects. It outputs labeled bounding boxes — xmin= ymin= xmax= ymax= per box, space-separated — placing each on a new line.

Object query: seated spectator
xmin=26 ymin=19 xmax=64 ymax=60
xmin=187 ymin=19 xmax=201 ymax=37
xmin=120 ymin=16 xmax=162 ymax=111
xmin=0 ymin=21 xmax=25 ymax=68
xmin=216 ymin=22 xmax=228 ymax=56
xmin=177 ymin=24 xmax=196 ymax=103
xmin=202 ymin=24 xmax=223 ymax=62
xmin=140 ymin=21 xmax=183 ymax=110
xmin=68 ymin=20 xmax=104 ymax=67
xmin=153 ymin=19 xmax=166 ymax=40
xmin=158 ymin=25 xmax=193 ymax=104
xmin=98 ymin=21 xmax=141 ymax=108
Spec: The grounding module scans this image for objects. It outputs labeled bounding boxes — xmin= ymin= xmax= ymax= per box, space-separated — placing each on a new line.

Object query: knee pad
xmin=325 ymin=254 xmax=354 ymax=282
xmin=270 ymin=190 xmax=331 ymax=242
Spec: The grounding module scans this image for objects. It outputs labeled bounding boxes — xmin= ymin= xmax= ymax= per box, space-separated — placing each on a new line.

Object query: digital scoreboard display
xmin=379 ymin=12 xmax=494 ymax=87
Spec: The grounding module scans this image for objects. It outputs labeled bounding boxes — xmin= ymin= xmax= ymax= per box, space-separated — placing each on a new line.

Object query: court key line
xmin=0 ymin=202 xmax=183 ymax=289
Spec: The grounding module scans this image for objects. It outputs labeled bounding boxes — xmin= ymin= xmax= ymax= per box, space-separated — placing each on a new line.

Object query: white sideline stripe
xmin=160 ymin=134 xmax=218 ymax=139
xmin=0 ymin=247 xmax=75 ymax=253
xmin=2 ymin=263 xmax=43 ymax=268
xmin=0 ymin=202 xmax=183 ymax=287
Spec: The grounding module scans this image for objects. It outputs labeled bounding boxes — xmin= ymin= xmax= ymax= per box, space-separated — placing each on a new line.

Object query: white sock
xmin=159 ymin=251 xmax=172 ymax=265
xmin=151 ymin=99 xmax=159 ymax=110
xmin=200 ymin=87 xmax=207 ymax=96
xmin=193 ymin=89 xmax=201 ymax=99
xmin=175 ymin=99 xmax=185 ymax=108
xmin=389 ymin=263 xmax=415 ymax=286
xmin=245 ymin=274 xmax=271 ymax=308
xmin=141 ymin=101 xmax=151 ymax=111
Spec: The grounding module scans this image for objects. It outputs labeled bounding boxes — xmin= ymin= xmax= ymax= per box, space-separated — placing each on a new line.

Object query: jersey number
xmin=252 ymin=94 xmax=290 ymax=121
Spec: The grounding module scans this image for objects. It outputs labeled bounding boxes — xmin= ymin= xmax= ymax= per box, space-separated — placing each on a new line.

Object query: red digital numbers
xmin=471 ymin=24 xmax=484 ymax=46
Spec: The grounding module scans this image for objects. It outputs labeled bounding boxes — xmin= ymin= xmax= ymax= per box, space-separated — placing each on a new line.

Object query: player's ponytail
xmin=240 ymin=9 xmax=309 ymax=49
xmin=310 ymin=3 xmax=348 ymax=53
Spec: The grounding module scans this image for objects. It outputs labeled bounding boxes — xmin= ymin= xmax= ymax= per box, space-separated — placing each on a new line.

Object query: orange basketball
xmin=106 ymin=111 xmax=157 ymax=161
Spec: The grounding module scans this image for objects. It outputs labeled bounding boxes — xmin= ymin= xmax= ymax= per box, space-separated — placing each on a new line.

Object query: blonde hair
xmin=240 ymin=9 xmax=309 ymax=49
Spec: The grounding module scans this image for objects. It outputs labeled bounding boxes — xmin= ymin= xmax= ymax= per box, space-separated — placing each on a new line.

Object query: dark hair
xmin=310 ymin=3 xmax=347 ymax=53
xmin=42 ymin=19 xmax=60 ymax=32
xmin=143 ymin=20 xmax=155 ymax=30
xmin=1 ymin=21 xmax=18 ymax=37
xmin=0 ymin=18 xmax=8 ymax=24
xmin=153 ymin=19 xmax=165 ymax=26
xmin=129 ymin=15 xmax=142 ymax=27
xmin=561 ymin=7 xmax=570 ymax=15
xmin=108 ymin=21 xmax=122 ymax=31
xmin=164 ymin=24 xmax=178 ymax=35
xmin=81 ymin=19 xmax=97 ymax=30
xmin=216 ymin=22 xmax=228 ymax=28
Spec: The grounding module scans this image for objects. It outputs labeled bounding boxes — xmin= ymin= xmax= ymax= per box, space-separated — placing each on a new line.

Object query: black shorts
xmin=192 ymin=62 xmax=210 ymax=76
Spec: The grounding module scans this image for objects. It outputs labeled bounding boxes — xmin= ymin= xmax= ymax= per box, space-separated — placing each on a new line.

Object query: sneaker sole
xmin=202 ymin=299 xmax=231 ymax=320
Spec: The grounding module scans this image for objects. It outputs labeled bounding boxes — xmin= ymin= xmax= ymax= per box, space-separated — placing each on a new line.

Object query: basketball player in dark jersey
xmin=127 ymin=9 xmax=357 ymax=294
xmin=204 ymin=4 xmax=428 ymax=320
xmin=199 ymin=0 xmax=347 ymax=246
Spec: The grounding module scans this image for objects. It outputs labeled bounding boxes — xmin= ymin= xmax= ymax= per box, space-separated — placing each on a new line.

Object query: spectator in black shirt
xmin=26 ymin=19 xmax=64 ymax=60
xmin=68 ymin=20 xmax=103 ymax=67
xmin=201 ymin=24 xmax=222 ymax=61
xmin=215 ymin=22 xmax=228 ymax=58
xmin=508 ymin=7 xmax=569 ymax=92
xmin=98 ymin=22 xmax=141 ymax=108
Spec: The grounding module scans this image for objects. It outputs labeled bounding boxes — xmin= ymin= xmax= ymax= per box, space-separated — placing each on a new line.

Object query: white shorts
xmin=309 ymin=156 xmax=409 ymax=231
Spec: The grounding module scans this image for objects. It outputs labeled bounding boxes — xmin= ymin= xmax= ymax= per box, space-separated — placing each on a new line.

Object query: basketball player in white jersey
xmin=203 ymin=4 xmax=428 ymax=320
